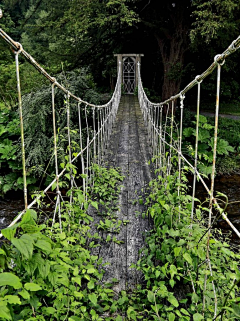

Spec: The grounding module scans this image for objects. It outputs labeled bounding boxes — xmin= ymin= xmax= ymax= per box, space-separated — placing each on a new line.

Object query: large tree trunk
xmin=154 ymin=7 xmax=189 ymax=102
xmin=156 ymin=36 xmax=184 ymax=101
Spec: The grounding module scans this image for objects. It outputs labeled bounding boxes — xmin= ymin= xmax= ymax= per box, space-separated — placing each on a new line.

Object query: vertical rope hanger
xmin=66 ymin=91 xmax=75 ymax=210
xmin=97 ymin=108 xmax=100 ymax=165
xmin=14 ymin=43 xmax=28 ymax=210
xmin=84 ymin=104 xmax=89 ymax=196
xmin=51 ymin=79 xmax=62 ymax=232
xmin=167 ymin=100 xmax=175 ymax=175
xmin=177 ymin=93 xmax=185 ymax=220
xmin=78 ymin=102 xmax=86 ymax=195
xmin=191 ymin=76 xmax=202 ymax=227
xmin=159 ymin=105 xmax=163 ymax=171
xmin=163 ymin=103 xmax=169 ymax=166
xmin=154 ymin=106 xmax=159 ymax=168
xmin=203 ymin=55 xmax=225 ymax=318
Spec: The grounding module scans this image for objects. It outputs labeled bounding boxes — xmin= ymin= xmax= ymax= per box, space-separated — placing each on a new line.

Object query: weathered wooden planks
xmin=91 ymin=95 xmax=153 ymax=292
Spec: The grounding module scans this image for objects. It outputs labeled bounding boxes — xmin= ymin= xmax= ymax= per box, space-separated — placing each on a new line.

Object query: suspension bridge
xmin=1 ymin=25 xmax=240 ymax=318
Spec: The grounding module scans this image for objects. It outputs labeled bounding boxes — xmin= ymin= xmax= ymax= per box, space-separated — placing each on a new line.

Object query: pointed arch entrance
xmin=114 ymin=54 xmax=144 ymax=94
xmin=123 ymin=56 xmax=135 ymax=94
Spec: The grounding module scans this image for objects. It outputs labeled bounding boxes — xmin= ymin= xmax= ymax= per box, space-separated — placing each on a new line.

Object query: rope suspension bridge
xmin=1 ymin=23 xmax=240 ymax=318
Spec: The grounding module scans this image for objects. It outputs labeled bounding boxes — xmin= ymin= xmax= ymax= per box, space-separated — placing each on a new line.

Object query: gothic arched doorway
xmin=123 ymin=56 xmax=136 ymax=94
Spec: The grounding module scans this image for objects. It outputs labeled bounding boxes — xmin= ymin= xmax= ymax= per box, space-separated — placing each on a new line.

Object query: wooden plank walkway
xmin=91 ymin=95 xmax=153 ymax=292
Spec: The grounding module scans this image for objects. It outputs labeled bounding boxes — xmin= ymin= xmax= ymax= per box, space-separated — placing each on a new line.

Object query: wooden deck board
xmin=91 ymin=95 xmax=153 ymax=291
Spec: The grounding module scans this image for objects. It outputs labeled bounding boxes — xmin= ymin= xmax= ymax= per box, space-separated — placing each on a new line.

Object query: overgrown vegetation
xmin=183 ymin=115 xmax=235 ymax=176
xmin=133 ymin=162 xmax=240 ymax=320
xmin=0 ymin=105 xmax=37 ymax=196
xmin=0 ymin=68 xmax=101 ymax=196
xmin=0 ymin=160 xmax=240 ymax=320
xmin=0 ymin=165 xmax=125 ymax=320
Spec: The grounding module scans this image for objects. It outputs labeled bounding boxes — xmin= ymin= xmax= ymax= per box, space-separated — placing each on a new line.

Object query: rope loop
xmin=14 ymin=42 xmax=23 ymax=55
xmin=180 ymin=92 xmax=185 ymax=109
xmin=195 ymin=75 xmax=203 ymax=84
xmin=51 ymin=77 xmax=57 ymax=87
xmin=214 ymin=54 xmax=225 ymax=66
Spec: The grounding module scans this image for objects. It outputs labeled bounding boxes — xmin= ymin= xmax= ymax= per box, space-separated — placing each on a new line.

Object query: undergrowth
xmin=0 ymin=162 xmax=240 ymax=320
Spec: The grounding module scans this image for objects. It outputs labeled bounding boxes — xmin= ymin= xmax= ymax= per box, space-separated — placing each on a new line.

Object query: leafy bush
xmin=132 ymin=164 xmax=240 ymax=320
xmin=0 ymin=106 xmax=37 ymax=196
xmin=0 ymin=165 xmax=124 ymax=320
xmin=183 ymin=115 xmax=234 ymax=175
xmin=0 ymin=67 xmax=101 ymax=195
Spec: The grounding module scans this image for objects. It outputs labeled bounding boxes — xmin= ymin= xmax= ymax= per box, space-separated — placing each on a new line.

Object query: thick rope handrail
xmin=0 ymin=26 xmax=122 ymax=237
xmin=0 ymin=28 xmax=119 ymax=109
xmin=137 ymin=34 xmax=240 ymax=318
xmin=138 ymin=35 xmax=240 ymax=106
xmin=137 ymin=35 xmax=240 ymax=238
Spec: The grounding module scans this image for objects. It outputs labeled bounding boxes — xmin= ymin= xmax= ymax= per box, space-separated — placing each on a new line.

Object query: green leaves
xmin=87 ymin=280 xmax=95 ymax=289
xmin=183 ymin=252 xmax=193 ymax=265
xmin=12 ymin=234 xmax=34 ymax=259
xmin=1 ymin=225 xmax=18 ymax=241
xmin=0 ymin=273 xmax=22 ymax=289
xmin=193 ymin=313 xmax=204 ymax=321
xmin=168 ymin=312 xmax=176 ymax=321
xmin=147 ymin=290 xmax=155 ymax=303
xmin=231 ymin=303 xmax=240 ymax=317
xmin=35 ymin=240 xmax=52 ymax=254
xmin=24 ymin=283 xmax=42 ymax=291
xmin=167 ymin=294 xmax=179 ymax=307
xmin=0 ymin=302 xmax=12 ymax=320
xmin=89 ymin=293 xmax=98 ymax=306
xmin=183 ymin=115 xmax=235 ymax=176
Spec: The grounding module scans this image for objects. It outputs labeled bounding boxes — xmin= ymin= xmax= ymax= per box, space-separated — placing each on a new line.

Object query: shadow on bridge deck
xmin=91 ymin=95 xmax=153 ymax=292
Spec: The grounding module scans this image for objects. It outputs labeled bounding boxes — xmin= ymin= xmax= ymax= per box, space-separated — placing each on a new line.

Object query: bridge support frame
xmin=114 ymin=54 xmax=144 ymax=94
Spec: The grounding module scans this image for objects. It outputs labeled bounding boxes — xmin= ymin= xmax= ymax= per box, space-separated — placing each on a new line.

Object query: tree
xmin=191 ymin=0 xmax=240 ymax=46
xmin=133 ymin=0 xmax=191 ymax=100
xmin=1 ymin=0 xmax=240 ymax=101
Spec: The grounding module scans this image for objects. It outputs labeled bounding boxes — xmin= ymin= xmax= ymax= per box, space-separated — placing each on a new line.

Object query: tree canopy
xmin=1 ymin=0 xmax=240 ymax=100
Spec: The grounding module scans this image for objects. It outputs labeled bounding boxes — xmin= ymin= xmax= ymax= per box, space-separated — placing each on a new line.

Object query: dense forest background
xmin=1 ymin=0 xmax=240 ymax=102
xmin=1 ymin=0 xmax=240 ymax=195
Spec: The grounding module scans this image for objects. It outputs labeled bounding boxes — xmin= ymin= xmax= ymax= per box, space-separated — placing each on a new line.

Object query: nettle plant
xmin=131 ymin=161 xmax=240 ymax=321
xmin=0 ymin=156 xmax=240 ymax=320
xmin=0 ymin=164 xmax=127 ymax=321
xmin=183 ymin=115 xmax=234 ymax=176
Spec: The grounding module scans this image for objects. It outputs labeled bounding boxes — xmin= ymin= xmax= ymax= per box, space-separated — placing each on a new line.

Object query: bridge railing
xmin=0 ymin=28 xmax=122 ymax=235
xmin=137 ymin=35 xmax=240 ymax=317
xmin=137 ymin=35 xmax=240 ymax=238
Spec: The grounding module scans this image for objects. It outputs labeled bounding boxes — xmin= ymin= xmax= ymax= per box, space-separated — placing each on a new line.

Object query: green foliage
xmin=131 ymin=164 xmax=240 ymax=320
xmin=0 ymin=165 xmax=125 ymax=320
xmin=183 ymin=115 xmax=235 ymax=175
xmin=22 ymin=68 xmax=100 ymax=177
xmin=191 ymin=0 xmax=240 ymax=45
xmin=0 ymin=106 xmax=37 ymax=196
xmin=0 ymin=67 xmax=100 ymax=195
xmin=1 ymin=157 xmax=240 ymax=320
